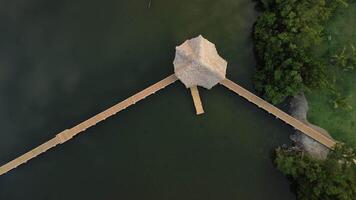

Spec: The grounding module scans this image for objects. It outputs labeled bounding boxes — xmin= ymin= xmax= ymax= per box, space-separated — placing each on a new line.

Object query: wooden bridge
xmin=0 ymin=74 xmax=178 ymax=176
xmin=220 ymin=79 xmax=336 ymax=148
xmin=0 ymin=74 xmax=336 ymax=176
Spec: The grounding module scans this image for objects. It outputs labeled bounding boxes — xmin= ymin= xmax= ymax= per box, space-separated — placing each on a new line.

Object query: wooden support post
xmin=190 ymin=86 xmax=204 ymax=115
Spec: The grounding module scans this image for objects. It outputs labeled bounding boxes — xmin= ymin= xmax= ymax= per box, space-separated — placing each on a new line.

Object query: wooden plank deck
xmin=220 ymin=78 xmax=336 ymax=149
xmin=0 ymin=74 xmax=178 ymax=176
xmin=0 ymin=74 xmax=337 ymax=177
xmin=190 ymin=86 xmax=204 ymax=115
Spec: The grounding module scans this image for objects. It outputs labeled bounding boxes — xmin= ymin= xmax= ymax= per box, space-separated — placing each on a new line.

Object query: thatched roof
xmin=173 ymin=35 xmax=227 ymax=89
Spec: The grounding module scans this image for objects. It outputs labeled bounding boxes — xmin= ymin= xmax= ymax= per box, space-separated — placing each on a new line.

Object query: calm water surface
xmin=0 ymin=0 xmax=295 ymax=199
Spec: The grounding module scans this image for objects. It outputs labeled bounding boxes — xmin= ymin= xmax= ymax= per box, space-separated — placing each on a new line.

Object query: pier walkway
xmin=0 ymin=75 xmax=337 ymax=176
xmin=0 ymin=74 xmax=178 ymax=176
xmin=220 ymin=78 xmax=336 ymax=149
xmin=190 ymin=86 xmax=204 ymax=115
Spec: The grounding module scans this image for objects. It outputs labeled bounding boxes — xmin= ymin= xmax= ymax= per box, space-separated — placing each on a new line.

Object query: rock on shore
xmin=289 ymin=93 xmax=330 ymax=160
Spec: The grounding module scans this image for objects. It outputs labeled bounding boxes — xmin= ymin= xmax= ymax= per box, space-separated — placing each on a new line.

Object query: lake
xmin=0 ymin=0 xmax=296 ymax=199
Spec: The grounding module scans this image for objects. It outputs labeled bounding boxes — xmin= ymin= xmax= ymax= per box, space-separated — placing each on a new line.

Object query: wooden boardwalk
xmin=190 ymin=86 xmax=204 ymax=115
xmin=0 ymin=74 xmax=337 ymax=177
xmin=0 ymin=74 xmax=178 ymax=176
xmin=220 ymin=78 xmax=336 ymax=149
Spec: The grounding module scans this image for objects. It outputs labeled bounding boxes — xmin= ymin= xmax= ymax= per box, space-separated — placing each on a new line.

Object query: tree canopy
xmin=275 ymin=145 xmax=356 ymax=200
xmin=253 ymin=0 xmax=342 ymax=104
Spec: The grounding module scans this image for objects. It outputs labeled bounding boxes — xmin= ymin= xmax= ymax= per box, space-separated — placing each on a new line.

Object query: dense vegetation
xmin=254 ymin=1 xmax=356 ymax=199
xmin=275 ymin=145 xmax=356 ymax=200
xmin=253 ymin=0 xmax=343 ymax=104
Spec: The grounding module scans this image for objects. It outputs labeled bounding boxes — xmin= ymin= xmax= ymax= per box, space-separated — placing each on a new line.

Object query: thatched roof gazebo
xmin=173 ymin=35 xmax=228 ymax=115
xmin=173 ymin=35 xmax=227 ymax=90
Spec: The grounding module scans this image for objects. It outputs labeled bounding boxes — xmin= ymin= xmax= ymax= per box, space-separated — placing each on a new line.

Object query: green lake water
xmin=0 ymin=0 xmax=296 ymax=199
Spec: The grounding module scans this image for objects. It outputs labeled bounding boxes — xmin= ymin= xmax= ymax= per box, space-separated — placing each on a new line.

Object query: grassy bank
xmin=307 ymin=2 xmax=356 ymax=147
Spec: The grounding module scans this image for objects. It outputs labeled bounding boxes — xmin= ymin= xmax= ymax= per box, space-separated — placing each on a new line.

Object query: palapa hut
xmin=173 ymin=35 xmax=227 ymax=89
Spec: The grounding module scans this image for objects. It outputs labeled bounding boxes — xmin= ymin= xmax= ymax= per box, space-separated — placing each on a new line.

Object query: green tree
xmin=253 ymin=0 xmax=345 ymax=104
xmin=275 ymin=144 xmax=356 ymax=200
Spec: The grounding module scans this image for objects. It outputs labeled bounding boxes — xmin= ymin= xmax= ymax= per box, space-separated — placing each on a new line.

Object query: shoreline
xmin=289 ymin=92 xmax=332 ymax=160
